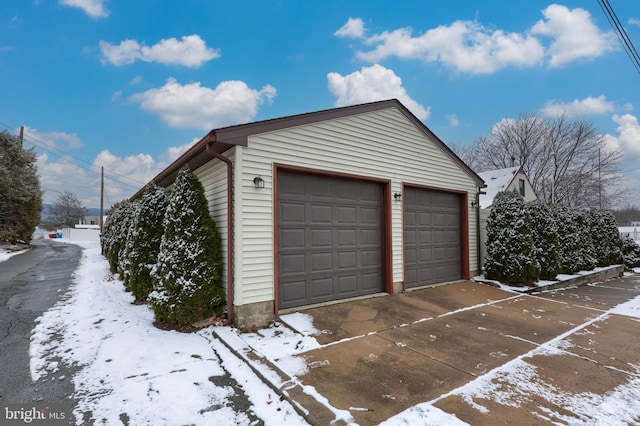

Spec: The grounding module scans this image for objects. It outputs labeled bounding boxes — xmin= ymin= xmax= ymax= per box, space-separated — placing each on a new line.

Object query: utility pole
xmin=19 ymin=126 xmax=24 ymax=147
xmin=100 ymin=166 xmax=104 ymax=254
xmin=551 ymin=151 xmax=557 ymax=204
xmin=598 ymin=148 xmax=602 ymax=209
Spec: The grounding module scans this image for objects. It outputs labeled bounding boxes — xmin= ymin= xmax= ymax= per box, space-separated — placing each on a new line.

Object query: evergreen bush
xmin=149 ymin=167 xmax=224 ymax=327
xmin=128 ymin=184 xmax=168 ymax=302
xmin=621 ymin=235 xmax=640 ymax=269
xmin=525 ymin=200 xmax=560 ymax=280
xmin=574 ymin=211 xmax=596 ymax=272
xmin=101 ymin=200 xmax=130 ymax=273
xmin=552 ymin=205 xmax=583 ymax=274
xmin=118 ymin=201 xmax=141 ymax=287
xmin=484 ymin=191 xmax=540 ymax=285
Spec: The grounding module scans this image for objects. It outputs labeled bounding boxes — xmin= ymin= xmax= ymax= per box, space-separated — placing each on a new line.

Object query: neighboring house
xmin=476 ymin=166 xmax=538 ymax=269
xmin=133 ymin=99 xmax=485 ymax=329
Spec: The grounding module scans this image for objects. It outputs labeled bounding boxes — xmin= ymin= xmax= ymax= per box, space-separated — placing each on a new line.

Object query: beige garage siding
xmin=235 ymin=106 xmax=478 ymax=307
xmin=193 ymin=149 xmax=235 ymax=296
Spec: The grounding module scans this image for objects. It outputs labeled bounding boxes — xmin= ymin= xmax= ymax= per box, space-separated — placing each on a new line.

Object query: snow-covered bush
xmin=118 ymin=201 xmax=141 ymax=287
xmin=588 ymin=209 xmax=623 ymax=267
xmin=574 ymin=211 xmax=597 ymax=272
xmin=128 ymin=184 xmax=168 ymax=302
xmin=102 ymin=200 xmax=131 ymax=274
xmin=485 ymin=191 xmax=540 ymax=285
xmin=621 ymin=235 xmax=640 ymax=269
xmin=149 ymin=167 xmax=224 ymax=327
xmin=551 ymin=204 xmax=584 ymax=274
xmin=525 ymin=200 xmax=560 ymax=280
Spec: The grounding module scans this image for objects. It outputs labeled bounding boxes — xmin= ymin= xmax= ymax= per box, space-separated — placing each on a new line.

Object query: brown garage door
xmin=404 ymin=187 xmax=462 ymax=288
xmin=277 ymin=171 xmax=384 ymax=309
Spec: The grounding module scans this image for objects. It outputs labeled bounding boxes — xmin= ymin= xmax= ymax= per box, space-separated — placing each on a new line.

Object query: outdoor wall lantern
xmin=393 ymin=192 xmax=402 ymax=201
xmin=253 ymin=176 xmax=265 ymax=189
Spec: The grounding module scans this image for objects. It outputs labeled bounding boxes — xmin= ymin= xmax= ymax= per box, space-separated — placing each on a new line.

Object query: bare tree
xmin=41 ymin=191 xmax=88 ymax=230
xmin=464 ymin=113 xmax=626 ymax=209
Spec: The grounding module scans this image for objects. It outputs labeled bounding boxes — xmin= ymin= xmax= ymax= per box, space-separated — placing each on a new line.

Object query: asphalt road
xmin=0 ymin=239 xmax=81 ymax=416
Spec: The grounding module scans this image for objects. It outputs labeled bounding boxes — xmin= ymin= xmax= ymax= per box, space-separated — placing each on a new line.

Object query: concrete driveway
xmin=268 ymin=277 xmax=640 ymax=424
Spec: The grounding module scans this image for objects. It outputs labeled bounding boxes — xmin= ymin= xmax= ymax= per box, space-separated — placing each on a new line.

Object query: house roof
xmin=477 ymin=166 xmax=523 ymax=209
xmin=131 ymin=99 xmax=484 ymax=199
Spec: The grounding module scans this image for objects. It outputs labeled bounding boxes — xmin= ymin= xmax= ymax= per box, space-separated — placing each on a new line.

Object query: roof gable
xmin=477 ymin=165 xmax=539 ymax=208
xmin=133 ymin=99 xmax=483 ymax=199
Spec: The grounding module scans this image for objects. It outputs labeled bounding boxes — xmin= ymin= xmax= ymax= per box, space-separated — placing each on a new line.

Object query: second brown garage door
xmin=277 ymin=170 xmax=384 ymax=310
xmin=404 ymin=186 xmax=463 ymax=288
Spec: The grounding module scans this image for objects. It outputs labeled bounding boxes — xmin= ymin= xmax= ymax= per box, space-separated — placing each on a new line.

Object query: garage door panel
xmin=278 ymin=171 xmax=384 ymax=309
xmin=281 ymin=253 xmax=305 ymax=274
xmin=311 ymin=252 xmax=333 ymax=272
xmin=337 ymin=206 xmax=356 ymax=224
xmin=417 ymin=230 xmax=431 ymax=244
xmin=337 ymin=251 xmax=357 ymax=269
xmin=281 ymin=280 xmax=306 ymax=305
xmin=280 ymin=202 xmax=305 ymax=223
xmin=404 ymin=187 xmax=462 ymax=288
xmin=312 ymin=278 xmax=333 ymax=298
xmin=310 ymin=204 xmax=332 ymax=223
xmin=361 ymin=207 xmax=382 ymax=224
xmin=280 ymin=228 xmax=305 ymax=248
xmin=417 ymin=212 xmax=431 ymax=226
xmin=338 ymin=275 xmax=357 ymax=292
xmin=337 ymin=229 xmax=356 ymax=246
xmin=311 ymin=229 xmax=332 ymax=247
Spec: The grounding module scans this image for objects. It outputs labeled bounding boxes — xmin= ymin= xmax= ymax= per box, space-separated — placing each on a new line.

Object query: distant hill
xmin=41 ymin=204 xmax=102 ymax=219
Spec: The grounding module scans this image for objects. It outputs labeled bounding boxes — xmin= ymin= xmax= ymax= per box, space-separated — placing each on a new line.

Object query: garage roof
xmin=131 ymin=99 xmax=485 ymax=200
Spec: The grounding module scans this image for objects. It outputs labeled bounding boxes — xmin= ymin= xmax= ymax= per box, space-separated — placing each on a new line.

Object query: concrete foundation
xmin=233 ymin=300 xmax=275 ymax=330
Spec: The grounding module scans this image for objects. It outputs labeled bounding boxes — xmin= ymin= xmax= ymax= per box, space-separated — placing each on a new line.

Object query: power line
xmin=597 ymin=0 xmax=640 ymax=75
xmin=0 ymin=121 xmax=146 ymax=190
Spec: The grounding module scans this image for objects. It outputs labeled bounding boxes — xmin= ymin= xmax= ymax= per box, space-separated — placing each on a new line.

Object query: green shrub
xmin=587 ymin=209 xmax=623 ymax=266
xmin=621 ymin=235 xmax=640 ymax=269
xmin=525 ymin=200 xmax=560 ymax=280
xmin=128 ymin=184 xmax=168 ymax=302
xmin=485 ymin=191 xmax=540 ymax=285
xmin=149 ymin=167 xmax=224 ymax=327
xmin=101 ymin=200 xmax=130 ymax=273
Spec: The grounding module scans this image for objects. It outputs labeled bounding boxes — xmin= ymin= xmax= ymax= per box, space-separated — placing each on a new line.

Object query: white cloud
xmin=110 ymin=89 xmax=122 ymax=102
xmin=446 ymin=114 xmax=459 ymax=128
xmin=23 ymin=126 xmax=83 ymax=150
xmin=130 ymin=77 xmax=277 ymax=129
xmin=59 ymin=0 xmax=109 ymax=19
xmin=338 ymin=6 xmax=615 ymax=74
xmin=327 ymin=64 xmax=430 ymax=120
xmin=541 ymin=95 xmax=615 ymax=118
xmin=345 ymin=20 xmax=544 ymax=74
xmin=335 ymin=18 xmax=365 ymax=39
xmin=99 ymin=35 xmax=220 ymax=68
xmin=610 ymin=114 xmax=640 ymax=158
xmin=629 ymin=18 xmax=640 ymax=28
xmin=531 ymin=4 xmax=617 ymax=67
xmin=37 ymin=141 xmax=195 ymax=206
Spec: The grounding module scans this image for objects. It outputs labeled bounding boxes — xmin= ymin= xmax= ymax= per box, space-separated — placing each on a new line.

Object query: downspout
xmin=476 ymin=190 xmax=485 ymax=276
xmin=205 ymin=135 xmax=234 ymax=324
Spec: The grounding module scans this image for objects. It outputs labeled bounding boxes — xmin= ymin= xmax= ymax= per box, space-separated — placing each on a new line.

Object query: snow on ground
xmin=380 ymin=289 xmax=640 ymax=425
xmin=0 ymin=245 xmax=29 ymax=262
xmin=26 ymin=239 xmax=640 ymax=425
xmin=29 ymin=240 xmax=308 ymax=426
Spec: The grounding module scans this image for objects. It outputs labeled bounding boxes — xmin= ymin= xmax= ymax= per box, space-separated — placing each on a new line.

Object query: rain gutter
xmin=205 ymin=133 xmax=234 ymax=324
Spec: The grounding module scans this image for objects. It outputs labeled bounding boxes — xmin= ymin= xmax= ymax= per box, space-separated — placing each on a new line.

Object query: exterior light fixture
xmin=393 ymin=192 xmax=402 ymax=201
xmin=253 ymin=176 xmax=265 ymax=189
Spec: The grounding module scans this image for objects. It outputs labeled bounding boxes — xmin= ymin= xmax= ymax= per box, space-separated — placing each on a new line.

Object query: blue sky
xmin=1 ymin=0 xmax=639 ymax=208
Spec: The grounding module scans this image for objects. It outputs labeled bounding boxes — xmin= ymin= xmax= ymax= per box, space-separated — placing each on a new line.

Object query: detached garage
xmin=134 ymin=99 xmax=485 ymax=329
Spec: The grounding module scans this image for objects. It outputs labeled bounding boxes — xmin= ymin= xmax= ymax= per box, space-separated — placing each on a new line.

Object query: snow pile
xmin=0 ymin=246 xmax=29 ymax=262
xmin=29 ymin=241 xmax=307 ymax=425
